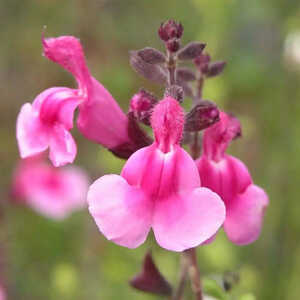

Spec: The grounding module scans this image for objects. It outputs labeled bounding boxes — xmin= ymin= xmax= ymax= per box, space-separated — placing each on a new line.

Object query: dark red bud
xmin=130 ymin=251 xmax=172 ymax=296
xmin=164 ymin=85 xmax=184 ymax=102
xmin=166 ymin=39 xmax=180 ymax=53
xmin=185 ymin=101 xmax=220 ymax=131
xmin=110 ymin=113 xmax=152 ymax=159
xmin=129 ymin=51 xmax=167 ymax=84
xmin=206 ymin=61 xmax=226 ymax=77
xmin=137 ymin=47 xmax=166 ymax=64
xmin=130 ymin=89 xmax=157 ymax=125
xmin=177 ymin=42 xmax=206 ymax=60
xmin=176 ymin=67 xmax=196 ymax=81
xmin=158 ymin=20 xmax=183 ymax=42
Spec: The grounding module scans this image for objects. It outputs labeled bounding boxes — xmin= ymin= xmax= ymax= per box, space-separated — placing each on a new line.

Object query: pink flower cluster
xmin=16 ymin=35 xmax=268 ymax=251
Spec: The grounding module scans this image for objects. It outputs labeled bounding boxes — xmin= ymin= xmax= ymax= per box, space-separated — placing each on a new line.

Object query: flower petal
xmin=38 ymin=87 xmax=80 ymax=129
xmin=122 ymin=145 xmax=200 ymax=196
xmin=88 ymin=174 xmax=153 ymax=248
xmin=77 ymin=77 xmax=130 ymax=148
xmin=27 ymin=164 xmax=88 ymax=220
xmin=16 ymin=103 xmax=49 ymax=158
xmin=226 ymin=155 xmax=252 ymax=195
xmin=224 ymin=184 xmax=269 ymax=245
xmin=152 ymin=187 xmax=225 ymax=252
xmin=197 ymin=155 xmax=252 ymax=203
xmin=43 ymin=36 xmax=92 ymax=91
xmin=49 ymin=124 xmax=77 ymax=167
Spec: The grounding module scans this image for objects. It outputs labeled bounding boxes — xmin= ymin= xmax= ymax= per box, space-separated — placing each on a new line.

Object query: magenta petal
xmin=225 ymin=155 xmax=252 ymax=195
xmin=43 ymin=36 xmax=91 ymax=91
xmin=153 ymin=188 xmax=225 ymax=252
xmin=224 ymin=184 xmax=269 ymax=245
xmin=88 ymin=175 xmax=153 ymax=248
xmin=49 ymin=124 xmax=77 ymax=167
xmin=77 ymin=78 xmax=130 ymax=148
xmin=16 ymin=103 xmax=48 ymax=158
xmin=197 ymin=155 xmax=252 ymax=203
xmin=38 ymin=88 xmax=81 ymax=130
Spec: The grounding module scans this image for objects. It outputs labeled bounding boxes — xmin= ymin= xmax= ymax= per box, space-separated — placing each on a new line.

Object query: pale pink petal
xmin=62 ymin=166 xmax=89 ymax=209
xmin=88 ymin=175 xmax=153 ymax=248
xmin=224 ymin=184 xmax=269 ymax=245
xmin=49 ymin=124 xmax=77 ymax=167
xmin=153 ymin=188 xmax=225 ymax=252
xmin=77 ymin=78 xmax=129 ymax=148
xmin=27 ymin=165 xmax=89 ymax=220
xmin=16 ymin=103 xmax=48 ymax=158
xmin=201 ymin=233 xmax=217 ymax=245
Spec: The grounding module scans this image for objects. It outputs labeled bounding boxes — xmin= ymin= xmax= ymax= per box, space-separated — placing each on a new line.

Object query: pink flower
xmin=16 ymin=35 xmax=139 ymax=166
xmin=88 ymin=97 xmax=225 ymax=251
xmin=12 ymin=155 xmax=89 ymax=220
xmin=197 ymin=112 xmax=269 ymax=245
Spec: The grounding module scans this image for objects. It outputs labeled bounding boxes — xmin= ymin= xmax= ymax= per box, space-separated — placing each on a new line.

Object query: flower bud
xmin=158 ymin=20 xmax=183 ymax=42
xmin=177 ymin=42 xmax=206 ymax=60
xmin=137 ymin=47 xmax=166 ymax=64
xmin=185 ymin=101 xmax=220 ymax=132
xmin=166 ymin=38 xmax=180 ymax=53
xmin=130 ymin=89 xmax=157 ymax=125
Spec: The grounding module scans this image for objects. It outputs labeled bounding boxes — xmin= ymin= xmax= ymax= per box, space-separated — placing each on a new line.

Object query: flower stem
xmin=184 ymin=248 xmax=203 ymax=300
xmin=196 ymin=74 xmax=204 ymax=100
xmin=172 ymin=254 xmax=189 ymax=300
xmin=167 ymin=51 xmax=176 ymax=86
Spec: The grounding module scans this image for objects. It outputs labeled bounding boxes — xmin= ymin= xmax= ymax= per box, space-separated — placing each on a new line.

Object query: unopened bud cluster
xmin=158 ymin=20 xmax=183 ymax=52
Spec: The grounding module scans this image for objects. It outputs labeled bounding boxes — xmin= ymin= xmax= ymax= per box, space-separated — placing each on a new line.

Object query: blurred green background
xmin=1 ymin=0 xmax=300 ymax=299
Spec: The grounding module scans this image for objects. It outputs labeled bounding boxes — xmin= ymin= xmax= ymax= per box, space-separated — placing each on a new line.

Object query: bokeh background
xmin=1 ymin=0 xmax=300 ymax=299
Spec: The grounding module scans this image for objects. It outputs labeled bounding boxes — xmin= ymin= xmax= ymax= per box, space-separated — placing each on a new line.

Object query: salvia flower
xmin=12 ymin=155 xmax=89 ymax=220
xmin=88 ymin=97 xmax=225 ymax=251
xmin=17 ymin=35 xmax=143 ymax=166
xmin=197 ymin=112 xmax=269 ymax=245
